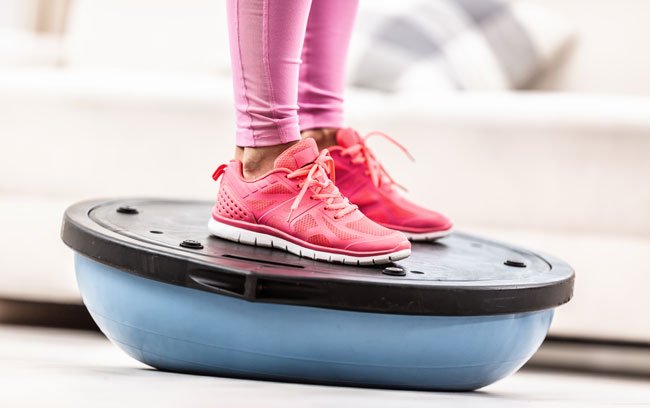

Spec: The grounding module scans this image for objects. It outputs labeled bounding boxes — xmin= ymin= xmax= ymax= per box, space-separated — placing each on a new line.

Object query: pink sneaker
xmin=208 ymin=138 xmax=411 ymax=265
xmin=328 ymin=128 xmax=453 ymax=241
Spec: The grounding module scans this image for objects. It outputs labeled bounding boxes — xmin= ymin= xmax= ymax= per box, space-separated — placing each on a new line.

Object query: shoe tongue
xmin=273 ymin=138 xmax=320 ymax=171
xmin=336 ymin=128 xmax=362 ymax=148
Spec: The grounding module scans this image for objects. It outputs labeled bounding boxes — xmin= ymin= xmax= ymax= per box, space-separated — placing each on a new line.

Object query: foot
xmin=234 ymin=141 xmax=298 ymax=180
xmin=327 ymin=128 xmax=453 ymax=241
xmin=300 ymin=127 xmax=338 ymax=151
xmin=209 ymin=138 xmax=411 ymax=264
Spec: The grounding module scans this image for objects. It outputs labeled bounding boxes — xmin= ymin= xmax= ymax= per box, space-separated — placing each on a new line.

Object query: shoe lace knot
xmin=286 ymin=149 xmax=358 ymax=222
xmin=341 ymin=131 xmax=414 ymax=190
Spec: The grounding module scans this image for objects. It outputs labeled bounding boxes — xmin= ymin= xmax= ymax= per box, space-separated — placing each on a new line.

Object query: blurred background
xmin=0 ymin=0 xmax=649 ymax=405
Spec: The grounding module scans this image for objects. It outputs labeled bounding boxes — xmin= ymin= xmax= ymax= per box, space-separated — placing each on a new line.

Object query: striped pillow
xmin=347 ymin=0 xmax=573 ymax=92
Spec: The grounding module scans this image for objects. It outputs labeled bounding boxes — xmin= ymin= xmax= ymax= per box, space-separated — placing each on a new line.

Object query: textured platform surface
xmin=62 ymin=199 xmax=574 ymax=316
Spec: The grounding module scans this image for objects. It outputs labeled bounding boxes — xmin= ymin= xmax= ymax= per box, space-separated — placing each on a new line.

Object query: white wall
xmin=526 ymin=0 xmax=650 ymax=94
xmin=0 ymin=0 xmax=38 ymax=30
xmin=8 ymin=0 xmax=650 ymax=94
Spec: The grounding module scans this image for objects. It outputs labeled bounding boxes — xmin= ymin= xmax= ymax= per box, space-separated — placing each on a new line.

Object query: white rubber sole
xmin=403 ymin=228 xmax=453 ymax=241
xmin=208 ymin=218 xmax=410 ymax=265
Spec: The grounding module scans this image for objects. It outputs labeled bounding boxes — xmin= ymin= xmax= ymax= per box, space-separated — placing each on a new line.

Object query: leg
xmin=294 ymin=1 xmax=451 ymax=240
xmin=298 ymin=0 xmax=359 ymax=150
xmin=227 ymin=0 xmax=312 ymax=178
xmin=214 ymin=0 xmax=411 ymax=264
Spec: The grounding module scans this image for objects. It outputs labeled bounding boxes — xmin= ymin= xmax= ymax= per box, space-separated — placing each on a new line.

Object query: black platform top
xmin=61 ymin=199 xmax=574 ymax=316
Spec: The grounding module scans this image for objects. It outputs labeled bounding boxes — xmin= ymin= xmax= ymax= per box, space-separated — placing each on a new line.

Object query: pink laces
xmin=341 ymin=131 xmax=414 ymax=190
xmin=286 ymin=150 xmax=358 ymax=222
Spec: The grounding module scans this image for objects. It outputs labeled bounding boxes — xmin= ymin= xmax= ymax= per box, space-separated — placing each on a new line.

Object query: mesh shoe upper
xmin=328 ymin=128 xmax=453 ymax=234
xmin=211 ymin=138 xmax=410 ymax=255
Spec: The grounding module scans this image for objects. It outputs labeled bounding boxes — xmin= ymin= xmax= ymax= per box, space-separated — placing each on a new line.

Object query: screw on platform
xmin=116 ymin=206 xmax=138 ymax=214
xmin=382 ymin=266 xmax=406 ymax=276
xmin=180 ymin=240 xmax=204 ymax=250
xmin=504 ymin=259 xmax=526 ymax=268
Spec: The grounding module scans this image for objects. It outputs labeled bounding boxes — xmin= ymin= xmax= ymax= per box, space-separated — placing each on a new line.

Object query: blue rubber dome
xmin=62 ymin=199 xmax=573 ymax=391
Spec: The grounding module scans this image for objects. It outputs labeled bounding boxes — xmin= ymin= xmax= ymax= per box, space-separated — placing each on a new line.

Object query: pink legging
xmin=227 ymin=0 xmax=359 ymax=147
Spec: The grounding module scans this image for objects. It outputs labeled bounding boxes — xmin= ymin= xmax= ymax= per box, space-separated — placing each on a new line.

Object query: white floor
xmin=2 ymin=325 xmax=649 ymax=408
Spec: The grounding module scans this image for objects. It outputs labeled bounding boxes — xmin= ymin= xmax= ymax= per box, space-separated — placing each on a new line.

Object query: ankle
xmin=301 ymin=127 xmax=339 ymax=151
xmin=240 ymin=141 xmax=297 ymax=180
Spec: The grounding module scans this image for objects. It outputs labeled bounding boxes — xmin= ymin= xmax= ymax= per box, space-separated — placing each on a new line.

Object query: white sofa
xmin=1 ymin=0 xmax=649 ymax=343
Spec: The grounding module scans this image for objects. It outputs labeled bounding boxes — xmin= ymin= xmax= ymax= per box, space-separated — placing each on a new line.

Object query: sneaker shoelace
xmin=286 ymin=149 xmax=358 ymax=222
xmin=340 ymin=131 xmax=414 ymax=190
xmin=211 ymin=151 xmax=358 ymax=223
